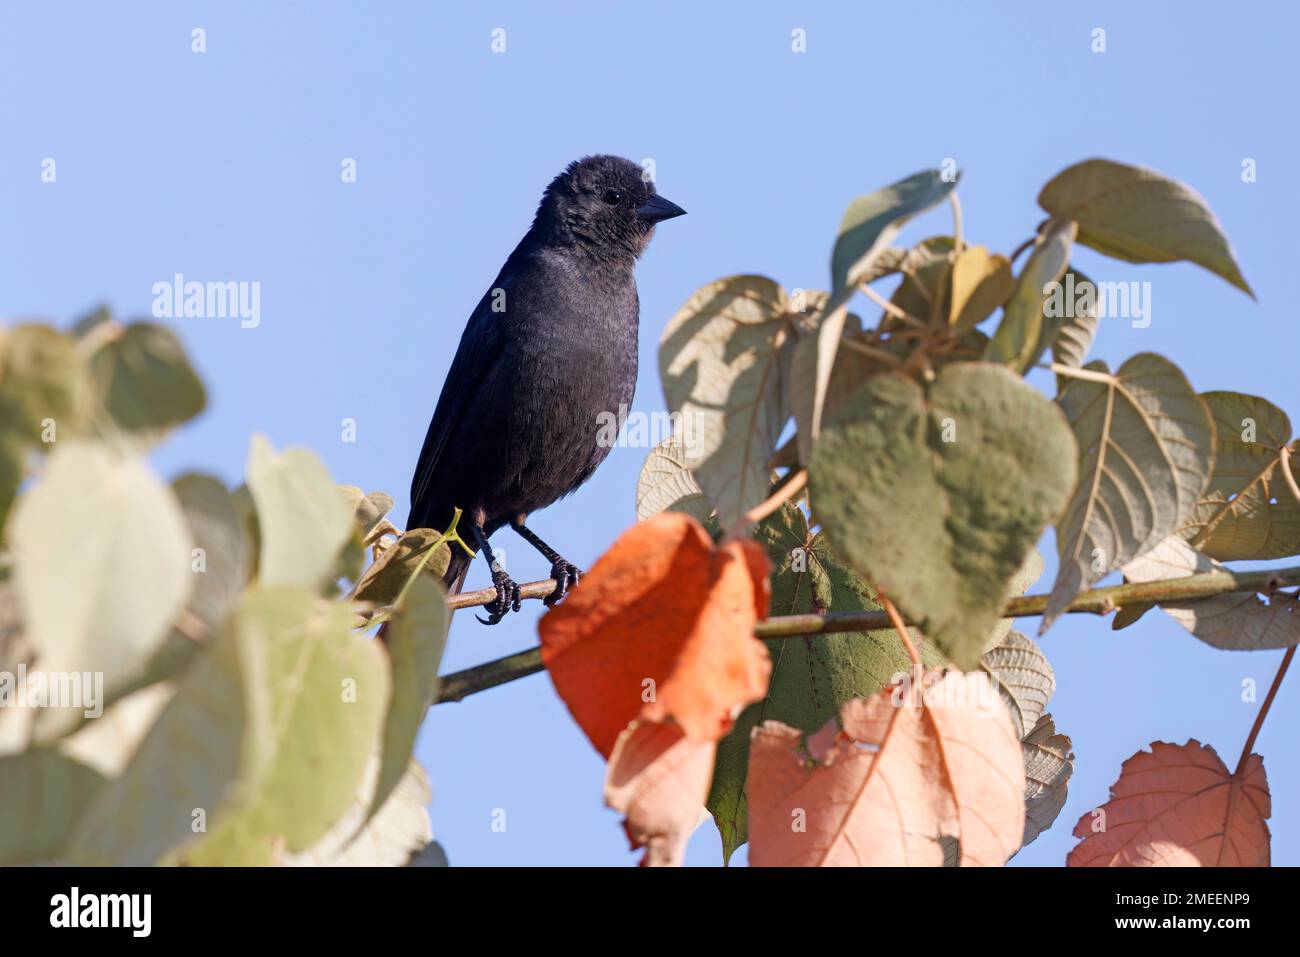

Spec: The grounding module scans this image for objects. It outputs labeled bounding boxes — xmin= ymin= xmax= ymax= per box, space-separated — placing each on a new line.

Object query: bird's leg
xmin=470 ymin=523 xmax=521 ymax=626
xmin=510 ymin=519 xmax=581 ymax=607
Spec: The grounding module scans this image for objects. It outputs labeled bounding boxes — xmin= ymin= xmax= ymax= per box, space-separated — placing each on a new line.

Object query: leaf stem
xmin=1279 ymin=446 xmax=1300 ymax=505
xmin=879 ymin=593 xmax=921 ymax=666
xmin=948 ymin=192 xmax=965 ymax=254
xmin=1235 ymin=645 xmax=1295 ymax=775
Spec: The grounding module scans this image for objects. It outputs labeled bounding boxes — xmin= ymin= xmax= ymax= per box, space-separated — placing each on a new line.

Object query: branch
xmin=432 ymin=563 xmax=1300 ymax=704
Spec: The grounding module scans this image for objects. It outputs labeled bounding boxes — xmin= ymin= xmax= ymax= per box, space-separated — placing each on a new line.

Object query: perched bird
xmin=408 ymin=155 xmax=686 ymax=623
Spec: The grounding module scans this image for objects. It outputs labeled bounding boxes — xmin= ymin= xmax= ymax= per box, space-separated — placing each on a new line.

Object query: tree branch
xmin=432 ymin=563 xmax=1300 ymax=704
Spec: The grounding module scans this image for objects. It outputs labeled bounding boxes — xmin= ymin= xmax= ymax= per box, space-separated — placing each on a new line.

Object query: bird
xmin=407 ymin=155 xmax=686 ymax=623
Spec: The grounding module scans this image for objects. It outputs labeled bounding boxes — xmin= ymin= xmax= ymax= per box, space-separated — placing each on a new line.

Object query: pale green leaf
xmin=246 ymin=435 xmax=353 ymax=589
xmin=1038 ymin=158 xmax=1253 ymax=296
xmin=984 ymin=220 xmax=1076 ymax=373
xmin=659 ymin=276 xmax=794 ymax=529
xmin=1044 ymin=354 xmax=1214 ymax=631
xmin=811 ymin=362 xmax=1077 ymax=668
xmin=635 ymin=438 xmax=712 ymax=523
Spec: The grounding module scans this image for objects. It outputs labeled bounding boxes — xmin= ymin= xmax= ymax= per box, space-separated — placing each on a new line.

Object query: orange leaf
xmin=539 ymin=512 xmax=772 ymax=757
xmin=605 ymin=720 xmax=716 ymax=867
xmin=1067 ymin=740 xmax=1271 ymax=867
xmin=748 ymin=669 xmax=1025 ymax=866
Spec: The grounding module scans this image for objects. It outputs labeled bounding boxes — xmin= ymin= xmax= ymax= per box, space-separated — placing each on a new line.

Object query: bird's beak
xmin=636 ymin=194 xmax=687 ymax=224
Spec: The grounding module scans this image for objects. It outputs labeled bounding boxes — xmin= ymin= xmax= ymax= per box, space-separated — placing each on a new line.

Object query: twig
xmin=1235 ymin=646 xmax=1294 ymax=774
xmin=860 ymin=284 xmax=928 ymax=329
xmin=948 ymin=192 xmax=964 ymax=254
xmin=431 ymin=563 xmax=1300 ymax=703
xmin=725 ymin=469 xmax=808 ymax=540
xmin=879 ymin=593 xmax=921 ymax=666
xmin=1280 ymin=446 xmax=1300 ymax=505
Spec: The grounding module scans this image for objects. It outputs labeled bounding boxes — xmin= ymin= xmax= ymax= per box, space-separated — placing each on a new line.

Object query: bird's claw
xmin=543 ymin=559 xmax=582 ymax=607
xmin=477 ymin=569 xmax=522 ymax=625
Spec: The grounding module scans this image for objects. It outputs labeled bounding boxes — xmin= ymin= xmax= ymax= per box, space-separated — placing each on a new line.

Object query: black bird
xmin=408 ymin=155 xmax=686 ymax=623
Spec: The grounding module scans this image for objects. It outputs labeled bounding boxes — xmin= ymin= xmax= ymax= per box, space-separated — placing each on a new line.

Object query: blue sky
xmin=2 ymin=1 xmax=1296 ymax=866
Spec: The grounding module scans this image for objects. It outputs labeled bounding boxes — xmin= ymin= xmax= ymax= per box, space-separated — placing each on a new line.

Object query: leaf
xmin=747 ymin=671 xmax=1025 ymax=866
xmin=285 ymin=759 xmax=432 ymax=867
xmin=1122 ymin=536 xmax=1299 ymax=650
xmin=983 ymin=548 xmax=1044 ymax=652
xmin=353 ymin=529 xmax=452 ymax=607
xmin=984 ymin=220 xmax=1076 ymax=373
xmin=707 ymin=502 xmax=943 ymax=863
xmin=67 ymin=587 xmax=389 ymax=865
xmin=88 ymin=322 xmax=206 ymax=434
xmin=245 ymin=434 xmax=353 ymax=590
xmin=408 ymin=841 xmax=450 ymax=866
xmin=810 ymin=362 xmax=1077 ymax=668
xmin=1043 ymin=354 xmax=1214 ymax=631
xmin=0 ymin=750 xmax=107 ymax=864
xmin=1068 ymin=740 xmax=1269 ymax=866
xmin=340 ymin=487 xmax=396 ymax=539
xmin=660 ymin=276 xmax=795 ymax=529
xmin=538 ymin=512 xmax=772 ymax=758
xmin=0 ymin=324 xmax=87 ymax=443
xmin=949 ymin=245 xmax=1015 ymax=335
xmin=787 ymin=295 xmax=848 ymax=462
xmin=1047 ymin=269 xmax=1101 ymax=394
xmin=605 ymin=720 xmax=716 ymax=867
xmin=889 ymin=236 xmax=956 ymax=323
xmin=980 ymin=630 xmax=1054 ymax=739
xmin=635 ymin=437 xmax=712 ymax=523
xmin=831 ymin=170 xmax=959 ymax=300
xmin=1021 ymin=714 xmax=1074 ymax=849
xmin=10 ymin=442 xmax=192 ymax=694
xmin=172 ymin=472 xmax=251 ymax=633
xmin=368 ymin=574 xmax=448 ymax=824
xmin=1038 ymin=158 xmax=1253 ymax=296
xmin=1178 ymin=392 xmax=1300 ymax=561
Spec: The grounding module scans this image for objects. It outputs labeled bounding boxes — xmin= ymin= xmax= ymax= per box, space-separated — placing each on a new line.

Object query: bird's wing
xmin=408 ymin=285 xmax=510 ymax=519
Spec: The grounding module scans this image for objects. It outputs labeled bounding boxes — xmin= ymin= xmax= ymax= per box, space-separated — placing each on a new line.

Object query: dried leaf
xmin=1068 ymin=740 xmax=1269 ymax=866
xmin=748 ymin=671 xmax=1025 ymax=866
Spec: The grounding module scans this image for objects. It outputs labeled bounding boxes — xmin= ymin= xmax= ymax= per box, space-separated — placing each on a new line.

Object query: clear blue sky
xmin=3 ymin=1 xmax=1296 ymax=866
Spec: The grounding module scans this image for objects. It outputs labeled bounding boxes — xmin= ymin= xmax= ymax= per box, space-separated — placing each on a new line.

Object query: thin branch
xmin=1009 ymin=235 xmax=1037 ymax=264
xmin=879 ymin=593 xmax=921 ymax=666
xmin=860 ymin=284 xmax=927 ymax=329
xmin=1280 ymin=446 xmax=1300 ymax=505
xmin=725 ymin=469 xmax=808 ymax=540
xmin=432 ymin=563 xmax=1300 ymax=704
xmin=1236 ymin=646 xmax=1295 ymax=774
xmin=948 ymin=192 xmax=964 ymax=254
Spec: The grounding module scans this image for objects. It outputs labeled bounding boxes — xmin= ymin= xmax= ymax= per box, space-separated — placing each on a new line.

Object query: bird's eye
xmin=603 ymin=189 xmax=623 ymax=206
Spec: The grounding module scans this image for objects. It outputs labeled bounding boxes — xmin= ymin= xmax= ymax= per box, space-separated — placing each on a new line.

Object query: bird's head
xmin=536 ymin=155 xmax=685 ymax=258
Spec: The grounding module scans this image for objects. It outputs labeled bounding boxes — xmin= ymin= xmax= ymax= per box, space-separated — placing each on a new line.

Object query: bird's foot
xmin=543 ymin=559 xmax=582 ymax=607
xmin=477 ymin=568 xmax=522 ymax=625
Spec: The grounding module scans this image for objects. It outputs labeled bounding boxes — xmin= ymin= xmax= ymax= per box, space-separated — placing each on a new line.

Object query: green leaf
xmin=831 ymin=170 xmax=958 ymax=300
xmin=354 ymin=529 xmax=452 ymax=607
xmin=10 ymin=442 xmax=192 ymax=704
xmin=173 ymin=472 xmax=252 ymax=632
xmin=1123 ymin=536 xmax=1300 ymax=650
xmin=659 ymin=276 xmax=794 ymax=529
xmin=88 ymin=322 xmax=206 ymax=434
xmin=1047 ymin=269 xmax=1101 ymax=394
xmin=635 ymin=437 xmax=712 ymax=523
xmin=68 ymin=587 xmax=389 ymax=865
xmin=340 ymin=486 xmax=395 ymax=538
xmin=368 ymin=574 xmax=448 ymax=825
xmin=706 ymin=502 xmax=942 ymax=863
xmin=287 ymin=759 xmax=432 ymax=867
xmin=1043 ymin=354 xmax=1214 ymax=631
xmin=1038 ymin=158 xmax=1253 ymax=296
xmin=1178 ymin=392 xmax=1300 ymax=561
xmin=245 ymin=434 xmax=353 ymax=590
xmin=0 ymin=750 xmax=108 ymax=864
xmin=810 ymin=362 xmax=1077 ymax=668
xmin=984 ymin=220 xmax=1076 ymax=373
xmin=888 ymin=236 xmax=956 ymax=323
xmin=0 ymin=324 xmax=87 ymax=443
